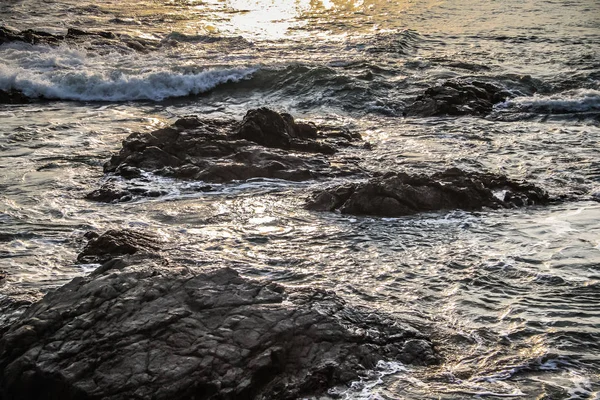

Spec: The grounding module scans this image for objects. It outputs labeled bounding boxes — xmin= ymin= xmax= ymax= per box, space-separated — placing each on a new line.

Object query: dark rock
xmin=93 ymin=109 xmax=364 ymax=198
xmin=0 ymin=26 xmax=158 ymax=51
xmin=0 ymin=261 xmax=437 ymax=400
xmin=0 ymin=26 xmax=62 ymax=45
xmin=406 ymin=79 xmax=511 ymax=117
xmin=307 ymin=168 xmax=550 ymax=217
xmin=236 ymin=108 xmax=330 ymax=153
xmin=0 ymin=89 xmax=30 ymax=104
xmin=237 ymin=108 xmax=294 ymax=149
xmin=65 ymin=28 xmax=117 ymax=40
xmin=77 ymin=229 xmax=161 ymax=264
xmin=85 ymin=184 xmax=133 ymax=203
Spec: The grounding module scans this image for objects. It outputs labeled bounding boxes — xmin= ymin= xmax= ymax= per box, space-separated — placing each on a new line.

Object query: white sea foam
xmin=0 ymin=42 xmax=257 ymax=101
xmin=498 ymin=89 xmax=600 ymax=114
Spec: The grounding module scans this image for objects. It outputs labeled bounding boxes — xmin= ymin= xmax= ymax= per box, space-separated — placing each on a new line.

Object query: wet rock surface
xmin=0 ymin=249 xmax=437 ymax=400
xmin=0 ymin=25 xmax=158 ymax=50
xmin=77 ymin=230 xmax=162 ymax=264
xmin=406 ymin=79 xmax=511 ymax=117
xmin=91 ymin=108 xmax=365 ymax=202
xmin=307 ymin=168 xmax=550 ymax=217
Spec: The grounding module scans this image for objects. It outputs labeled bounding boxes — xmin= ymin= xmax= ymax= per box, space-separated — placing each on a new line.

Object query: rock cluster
xmin=0 ymin=26 xmax=157 ymax=50
xmin=0 ymin=231 xmax=438 ymax=400
xmin=88 ymin=108 xmax=364 ymax=202
xmin=307 ymin=168 xmax=549 ymax=217
xmin=406 ymin=79 xmax=511 ymax=117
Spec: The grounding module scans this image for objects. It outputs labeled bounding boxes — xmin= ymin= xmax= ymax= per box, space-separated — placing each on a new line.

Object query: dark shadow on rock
xmin=0 ymin=258 xmax=438 ymax=400
xmin=405 ymin=79 xmax=511 ymax=117
xmin=89 ymin=108 xmax=366 ymax=202
xmin=307 ymin=168 xmax=550 ymax=217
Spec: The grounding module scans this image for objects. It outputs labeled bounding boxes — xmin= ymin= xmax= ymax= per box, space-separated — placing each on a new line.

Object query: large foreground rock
xmin=405 ymin=79 xmax=511 ymax=117
xmin=307 ymin=168 xmax=549 ymax=217
xmin=0 ymin=258 xmax=437 ymax=400
xmin=89 ymin=108 xmax=364 ymax=202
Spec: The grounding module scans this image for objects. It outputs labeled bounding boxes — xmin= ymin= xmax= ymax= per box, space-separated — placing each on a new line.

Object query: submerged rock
xmin=0 ymin=257 xmax=437 ymax=400
xmin=406 ymin=79 xmax=511 ymax=117
xmin=92 ymin=108 xmax=364 ymax=201
xmin=77 ymin=229 xmax=162 ymax=264
xmin=307 ymin=168 xmax=549 ymax=217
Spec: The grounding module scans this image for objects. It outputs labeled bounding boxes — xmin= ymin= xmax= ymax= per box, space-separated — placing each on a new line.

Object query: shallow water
xmin=1 ymin=0 xmax=600 ymax=398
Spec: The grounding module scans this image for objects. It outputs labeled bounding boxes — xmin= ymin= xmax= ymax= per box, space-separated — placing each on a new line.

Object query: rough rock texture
xmin=307 ymin=168 xmax=549 ymax=217
xmin=77 ymin=230 xmax=162 ymax=264
xmin=406 ymin=79 xmax=511 ymax=117
xmin=89 ymin=108 xmax=364 ymax=202
xmin=85 ymin=182 xmax=169 ymax=203
xmin=0 ymin=258 xmax=437 ymax=400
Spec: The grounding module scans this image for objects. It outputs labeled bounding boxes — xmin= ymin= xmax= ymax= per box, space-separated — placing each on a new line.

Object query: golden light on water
xmin=222 ymin=0 xmax=313 ymax=39
xmin=207 ymin=0 xmax=421 ymax=38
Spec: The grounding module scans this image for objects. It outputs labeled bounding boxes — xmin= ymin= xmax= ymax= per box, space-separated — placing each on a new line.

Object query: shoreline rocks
xmin=88 ymin=108 xmax=366 ymax=202
xmin=0 ymin=25 xmax=158 ymax=51
xmin=0 ymin=89 xmax=30 ymax=105
xmin=405 ymin=79 xmax=511 ymax=117
xmin=0 ymin=235 xmax=438 ymax=400
xmin=306 ymin=168 xmax=550 ymax=217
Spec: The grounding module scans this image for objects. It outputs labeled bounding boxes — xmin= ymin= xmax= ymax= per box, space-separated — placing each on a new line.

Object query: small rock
xmin=77 ymin=229 xmax=161 ymax=263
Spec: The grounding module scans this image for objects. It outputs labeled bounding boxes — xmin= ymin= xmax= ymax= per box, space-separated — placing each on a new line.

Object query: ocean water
xmin=1 ymin=0 xmax=599 ymax=398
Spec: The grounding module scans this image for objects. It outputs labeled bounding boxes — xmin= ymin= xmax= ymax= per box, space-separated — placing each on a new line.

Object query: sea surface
xmin=1 ymin=0 xmax=599 ymax=398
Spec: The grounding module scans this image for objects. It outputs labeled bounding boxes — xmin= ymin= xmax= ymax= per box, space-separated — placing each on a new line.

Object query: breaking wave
xmin=498 ymin=89 xmax=600 ymax=114
xmin=0 ymin=42 xmax=257 ymax=101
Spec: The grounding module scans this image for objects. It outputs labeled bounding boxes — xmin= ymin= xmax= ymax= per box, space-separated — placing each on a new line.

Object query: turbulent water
xmin=1 ymin=0 xmax=599 ymax=398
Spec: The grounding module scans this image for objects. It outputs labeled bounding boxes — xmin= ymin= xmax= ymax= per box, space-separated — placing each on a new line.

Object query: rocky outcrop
xmin=0 ymin=26 xmax=63 ymax=45
xmin=406 ymin=79 xmax=511 ymax=117
xmin=90 ymin=108 xmax=364 ymax=202
xmin=0 ymin=253 xmax=437 ymax=400
xmin=0 ymin=26 xmax=159 ymax=51
xmin=307 ymin=168 xmax=549 ymax=217
xmin=0 ymin=89 xmax=30 ymax=105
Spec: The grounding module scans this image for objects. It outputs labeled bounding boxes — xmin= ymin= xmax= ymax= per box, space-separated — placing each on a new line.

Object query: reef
xmin=306 ymin=168 xmax=550 ymax=217
xmin=88 ymin=108 xmax=365 ymax=202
